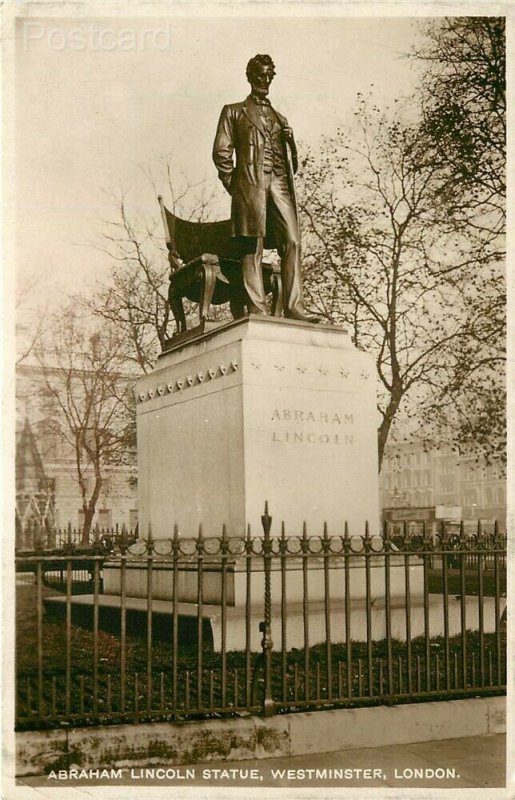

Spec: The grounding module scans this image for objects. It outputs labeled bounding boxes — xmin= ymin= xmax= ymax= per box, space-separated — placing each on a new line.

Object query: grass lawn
xmin=427 ymin=568 xmax=506 ymax=597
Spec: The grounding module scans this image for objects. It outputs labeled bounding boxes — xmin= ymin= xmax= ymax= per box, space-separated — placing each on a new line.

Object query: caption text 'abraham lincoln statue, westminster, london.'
xmin=213 ymin=54 xmax=317 ymax=323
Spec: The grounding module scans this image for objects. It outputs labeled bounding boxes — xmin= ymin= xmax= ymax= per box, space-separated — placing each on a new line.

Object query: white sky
xmin=14 ymin=15 xmax=424 ymax=303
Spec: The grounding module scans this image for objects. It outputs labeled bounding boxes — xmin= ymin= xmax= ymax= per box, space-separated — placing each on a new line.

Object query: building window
xmin=98 ymin=509 xmax=111 ymax=529
xmin=439 ymin=476 xmax=456 ymax=493
xmin=464 ymin=490 xmax=478 ymax=507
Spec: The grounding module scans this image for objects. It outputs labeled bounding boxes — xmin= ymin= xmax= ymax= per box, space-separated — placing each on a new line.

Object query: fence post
xmin=260 ymin=502 xmax=275 ymax=717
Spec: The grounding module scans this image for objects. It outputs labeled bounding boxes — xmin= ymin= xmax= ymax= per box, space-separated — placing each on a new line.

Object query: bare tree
xmin=35 ymin=306 xmax=136 ymax=542
xmin=15 ymin=275 xmax=48 ymax=366
xmin=298 ymin=98 xmax=504 ymax=468
xmin=89 ymin=155 xmax=220 ymax=372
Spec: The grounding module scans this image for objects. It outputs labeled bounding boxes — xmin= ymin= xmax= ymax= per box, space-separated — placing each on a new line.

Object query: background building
xmin=16 ymin=361 xmax=138 ymax=532
xmin=380 ymin=440 xmax=506 ymax=525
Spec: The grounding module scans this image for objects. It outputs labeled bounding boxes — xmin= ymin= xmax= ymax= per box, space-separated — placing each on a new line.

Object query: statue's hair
xmin=246 ymin=54 xmax=276 ymax=82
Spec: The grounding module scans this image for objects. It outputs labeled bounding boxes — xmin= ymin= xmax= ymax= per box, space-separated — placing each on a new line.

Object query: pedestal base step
xmin=44 ymin=593 xmax=505 ymax=653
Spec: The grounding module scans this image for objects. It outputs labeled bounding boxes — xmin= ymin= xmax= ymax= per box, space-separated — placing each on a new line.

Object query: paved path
xmin=16 ymin=734 xmax=506 ymax=792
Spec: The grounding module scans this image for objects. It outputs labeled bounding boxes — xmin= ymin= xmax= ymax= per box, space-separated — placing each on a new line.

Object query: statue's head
xmin=246 ymin=54 xmax=275 ymax=98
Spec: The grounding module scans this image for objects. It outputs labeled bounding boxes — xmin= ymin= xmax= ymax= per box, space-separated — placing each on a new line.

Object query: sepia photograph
xmin=3 ymin=2 xmax=511 ymax=798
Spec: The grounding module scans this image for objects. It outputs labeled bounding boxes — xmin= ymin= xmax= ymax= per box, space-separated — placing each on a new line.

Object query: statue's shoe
xmin=284 ymin=311 xmax=321 ymax=323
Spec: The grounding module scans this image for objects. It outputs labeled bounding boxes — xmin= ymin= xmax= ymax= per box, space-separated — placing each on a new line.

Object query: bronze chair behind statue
xmin=158 ymin=196 xmax=283 ymax=334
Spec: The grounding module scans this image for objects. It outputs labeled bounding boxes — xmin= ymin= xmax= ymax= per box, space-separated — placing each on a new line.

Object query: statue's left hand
xmin=283 ymin=127 xmax=298 ymax=174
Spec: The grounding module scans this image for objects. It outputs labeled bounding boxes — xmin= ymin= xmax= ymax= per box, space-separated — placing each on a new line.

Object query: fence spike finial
xmin=146 ymin=521 xmax=155 ymax=554
xmin=383 ymin=516 xmax=389 ymax=541
xmin=261 ymin=503 xmax=272 ymax=537
xmin=119 ymin=522 xmax=128 ymax=555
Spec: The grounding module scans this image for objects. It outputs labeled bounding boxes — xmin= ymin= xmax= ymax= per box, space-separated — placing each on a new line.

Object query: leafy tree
xmin=298 ymin=97 xmax=504 ymax=468
xmin=409 ymin=16 xmax=506 ymax=463
xmin=412 ymin=17 xmax=505 ymax=236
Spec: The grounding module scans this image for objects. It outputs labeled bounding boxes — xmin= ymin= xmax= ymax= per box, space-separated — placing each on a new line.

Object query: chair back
xmin=159 ymin=197 xmax=245 ymax=263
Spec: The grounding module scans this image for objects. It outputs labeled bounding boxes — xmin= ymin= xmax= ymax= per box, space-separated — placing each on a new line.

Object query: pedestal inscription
xmin=135 ymin=316 xmax=380 ymax=538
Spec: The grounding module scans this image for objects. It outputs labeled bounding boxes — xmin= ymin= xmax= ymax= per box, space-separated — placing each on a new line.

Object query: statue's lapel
xmin=274 ymin=108 xmax=287 ymax=129
xmin=242 ymin=97 xmax=266 ymax=136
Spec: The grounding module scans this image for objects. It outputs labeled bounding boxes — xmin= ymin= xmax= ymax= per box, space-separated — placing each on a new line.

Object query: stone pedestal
xmin=103 ymin=550 xmax=420 ymax=606
xmin=99 ymin=316 xmax=414 ymax=648
xmin=135 ymin=316 xmax=380 ymax=539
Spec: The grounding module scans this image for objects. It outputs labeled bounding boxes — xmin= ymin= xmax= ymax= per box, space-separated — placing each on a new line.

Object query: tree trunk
xmin=377 ymin=391 xmax=403 ymax=470
xmin=81 ymin=474 xmax=102 ymax=545
xmin=81 ymin=504 xmax=95 ymax=544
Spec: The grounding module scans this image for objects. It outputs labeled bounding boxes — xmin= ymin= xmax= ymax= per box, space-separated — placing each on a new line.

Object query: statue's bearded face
xmin=250 ymin=63 xmax=275 ymax=98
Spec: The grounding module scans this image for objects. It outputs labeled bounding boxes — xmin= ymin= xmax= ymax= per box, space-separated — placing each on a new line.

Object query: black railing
xmin=15 ymin=507 xmax=506 ymax=730
xmin=16 ymin=520 xmax=138 ymax=554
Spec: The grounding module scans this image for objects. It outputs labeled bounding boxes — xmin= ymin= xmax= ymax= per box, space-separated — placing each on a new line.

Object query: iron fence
xmin=16 ymin=520 xmax=138 ymax=554
xmin=15 ymin=505 xmax=506 ymax=730
xmin=388 ymin=525 xmax=507 ymax=572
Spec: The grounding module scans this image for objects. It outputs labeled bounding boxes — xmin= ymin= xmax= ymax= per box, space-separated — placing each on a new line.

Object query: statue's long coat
xmin=212 ymin=96 xmax=297 ymax=245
